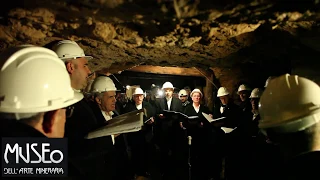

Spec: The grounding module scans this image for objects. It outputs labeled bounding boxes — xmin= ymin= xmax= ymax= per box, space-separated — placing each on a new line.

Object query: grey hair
xmin=94 ymin=92 xmax=104 ymax=99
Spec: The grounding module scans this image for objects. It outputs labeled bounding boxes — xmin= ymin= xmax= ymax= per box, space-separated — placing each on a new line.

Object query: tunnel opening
xmin=98 ymin=65 xmax=218 ymax=111
xmin=113 ymin=70 xmax=207 ymax=92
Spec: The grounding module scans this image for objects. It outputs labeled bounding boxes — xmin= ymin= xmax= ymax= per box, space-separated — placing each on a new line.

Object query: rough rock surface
xmin=0 ymin=0 xmax=319 ymax=93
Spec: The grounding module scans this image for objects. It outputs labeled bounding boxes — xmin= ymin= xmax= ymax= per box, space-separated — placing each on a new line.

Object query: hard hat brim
xmin=0 ymin=92 xmax=83 ymax=113
xmin=162 ymin=87 xmax=175 ymax=89
xmin=83 ymin=56 xmax=93 ymax=60
xmin=60 ymin=56 xmax=93 ymax=62
xmin=62 ymin=91 xmax=84 ymax=108
xmin=92 ymin=89 xmax=121 ymax=93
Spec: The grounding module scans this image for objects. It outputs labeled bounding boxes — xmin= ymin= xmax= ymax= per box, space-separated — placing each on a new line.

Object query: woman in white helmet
xmin=183 ymin=88 xmax=222 ymax=180
xmin=123 ymin=87 xmax=156 ymax=178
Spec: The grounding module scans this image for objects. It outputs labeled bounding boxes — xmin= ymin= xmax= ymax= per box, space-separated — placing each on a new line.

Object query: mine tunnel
xmin=0 ymin=0 xmax=320 ymax=180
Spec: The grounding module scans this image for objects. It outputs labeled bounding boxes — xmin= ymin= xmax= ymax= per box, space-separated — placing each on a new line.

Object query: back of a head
xmin=90 ymin=76 xmax=117 ymax=93
xmin=259 ymin=74 xmax=320 ymax=134
xmin=0 ymin=45 xmax=83 ymax=115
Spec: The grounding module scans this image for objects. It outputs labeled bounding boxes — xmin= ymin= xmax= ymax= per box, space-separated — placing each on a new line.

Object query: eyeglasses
xmin=64 ymin=105 xmax=75 ymax=118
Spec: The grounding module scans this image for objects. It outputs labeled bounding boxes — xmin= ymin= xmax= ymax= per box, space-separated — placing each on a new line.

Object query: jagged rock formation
xmin=0 ymin=0 xmax=319 ymax=93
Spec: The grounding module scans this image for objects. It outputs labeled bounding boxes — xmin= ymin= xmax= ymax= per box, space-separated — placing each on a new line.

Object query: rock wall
xmin=0 ymin=0 xmax=319 ymax=92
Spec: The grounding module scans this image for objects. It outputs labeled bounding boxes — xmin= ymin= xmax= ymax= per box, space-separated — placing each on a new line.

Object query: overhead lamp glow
xmin=157 ymin=89 xmax=164 ymax=96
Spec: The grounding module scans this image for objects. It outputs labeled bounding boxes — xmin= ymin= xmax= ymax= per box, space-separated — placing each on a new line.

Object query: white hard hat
xmin=259 ymin=74 xmax=320 ymax=133
xmin=237 ymin=84 xmax=251 ymax=93
xmin=133 ymin=87 xmax=144 ymax=96
xmin=217 ymin=87 xmax=229 ymax=97
xmin=162 ymin=82 xmax=174 ymax=89
xmin=190 ymin=89 xmax=203 ymax=97
xmin=52 ymin=40 xmax=93 ymax=61
xmin=249 ymin=88 xmax=263 ymax=98
xmin=0 ymin=45 xmax=83 ymax=113
xmin=91 ymin=76 xmax=118 ymax=93
xmin=264 ymin=76 xmax=275 ymax=87
xmin=179 ymin=89 xmax=188 ymax=97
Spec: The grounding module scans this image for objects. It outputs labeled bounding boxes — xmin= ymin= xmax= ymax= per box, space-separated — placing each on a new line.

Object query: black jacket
xmin=65 ymin=99 xmax=118 ymax=180
xmin=123 ymin=101 xmax=156 ymax=176
xmin=0 ymin=119 xmax=82 ymax=180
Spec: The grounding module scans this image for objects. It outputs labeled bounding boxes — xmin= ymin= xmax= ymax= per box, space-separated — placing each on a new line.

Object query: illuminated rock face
xmin=0 ymin=0 xmax=319 ymax=94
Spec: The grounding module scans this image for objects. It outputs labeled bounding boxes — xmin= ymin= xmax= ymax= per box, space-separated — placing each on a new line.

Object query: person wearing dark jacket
xmin=154 ymin=81 xmax=183 ymax=179
xmin=0 ymin=45 xmax=83 ymax=179
xmin=215 ymin=87 xmax=248 ymax=180
xmin=178 ymin=89 xmax=191 ymax=112
xmin=259 ymin=74 xmax=320 ymax=180
xmin=183 ymin=89 xmax=223 ymax=180
xmin=52 ymin=40 xmax=119 ymax=180
xmin=124 ymin=87 xmax=156 ymax=178
xmin=88 ymin=76 xmax=131 ymax=180
xmin=214 ymin=87 xmax=242 ymax=128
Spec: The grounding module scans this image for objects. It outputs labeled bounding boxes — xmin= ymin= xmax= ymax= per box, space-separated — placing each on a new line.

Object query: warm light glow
xmin=157 ymin=89 xmax=163 ymax=96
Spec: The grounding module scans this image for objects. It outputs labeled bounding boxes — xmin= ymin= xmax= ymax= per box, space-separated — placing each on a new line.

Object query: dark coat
xmin=64 ymin=99 xmax=118 ymax=180
xmin=124 ymin=101 xmax=156 ymax=176
xmin=154 ymin=97 xmax=183 ymax=147
xmin=183 ymin=104 xmax=224 ymax=180
xmin=0 ymin=119 xmax=82 ymax=180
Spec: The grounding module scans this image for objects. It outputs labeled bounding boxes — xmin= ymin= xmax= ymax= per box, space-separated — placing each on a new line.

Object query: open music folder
xmin=86 ymin=108 xmax=146 ymax=139
xmin=202 ymin=112 xmax=236 ymax=133
xmin=162 ymin=110 xmax=199 ymax=119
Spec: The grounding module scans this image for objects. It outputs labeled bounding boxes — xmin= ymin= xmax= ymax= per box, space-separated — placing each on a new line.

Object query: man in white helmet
xmin=52 ymin=40 xmax=118 ymax=179
xmin=124 ymin=87 xmax=156 ymax=178
xmin=155 ymin=81 xmax=183 ymax=179
xmin=52 ymin=40 xmax=92 ymax=91
xmin=0 ymin=45 xmax=83 ymax=178
xmin=51 ymin=40 xmax=98 ymax=138
xmin=215 ymin=87 xmax=241 ymax=127
xmin=90 ymin=76 xmax=131 ymax=180
xmin=237 ymin=84 xmax=252 ymax=114
xmin=178 ymin=89 xmax=191 ymax=111
xmin=259 ymin=74 xmax=320 ymax=180
xmin=215 ymin=87 xmax=248 ymax=180
xmin=250 ymin=88 xmax=263 ymax=128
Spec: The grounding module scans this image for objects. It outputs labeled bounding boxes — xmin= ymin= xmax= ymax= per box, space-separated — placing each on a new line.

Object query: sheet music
xmin=221 ymin=127 xmax=237 ymax=133
xmin=163 ymin=110 xmax=198 ymax=119
xmin=202 ymin=112 xmax=226 ymax=123
xmin=86 ymin=109 xmax=145 ymax=139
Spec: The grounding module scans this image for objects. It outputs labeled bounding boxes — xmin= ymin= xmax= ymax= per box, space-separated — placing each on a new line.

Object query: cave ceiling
xmin=0 ymin=0 xmax=319 ymax=76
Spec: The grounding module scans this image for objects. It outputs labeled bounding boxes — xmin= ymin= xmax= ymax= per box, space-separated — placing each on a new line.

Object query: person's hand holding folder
xmin=144 ymin=117 xmax=154 ymax=124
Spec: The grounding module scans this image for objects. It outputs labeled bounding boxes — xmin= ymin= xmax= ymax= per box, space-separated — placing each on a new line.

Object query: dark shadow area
xmin=112 ymin=70 xmax=206 ymax=92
